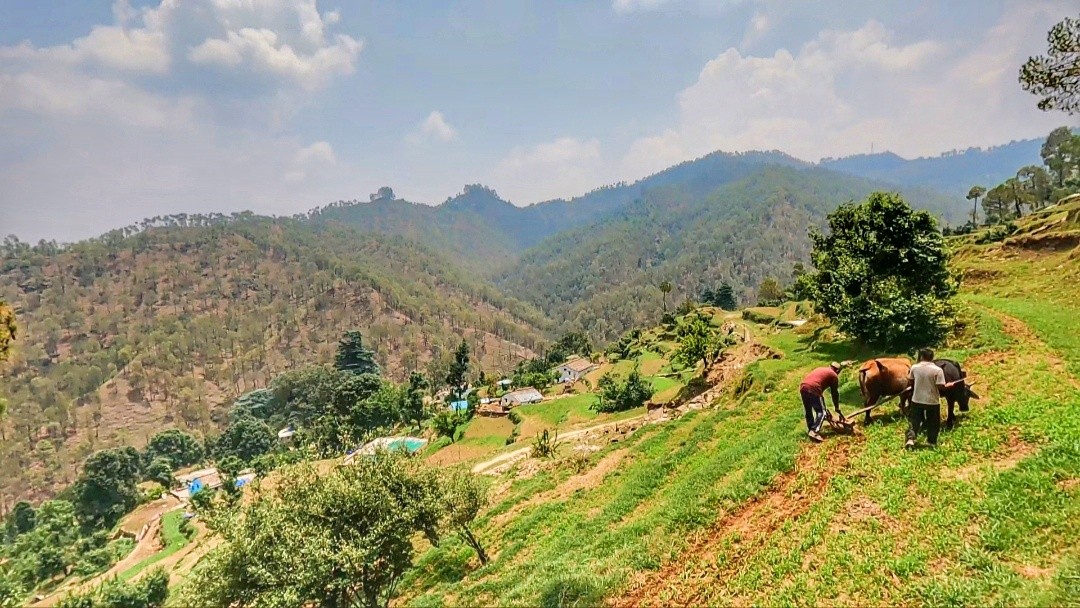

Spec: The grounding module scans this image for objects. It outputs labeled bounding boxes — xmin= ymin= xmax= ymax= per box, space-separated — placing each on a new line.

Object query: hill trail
xmin=472 ymin=324 xmax=768 ymax=476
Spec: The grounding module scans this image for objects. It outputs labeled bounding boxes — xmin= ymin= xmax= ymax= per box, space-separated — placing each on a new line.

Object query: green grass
xmin=119 ymin=510 xmax=194 ymax=582
xmin=516 ymin=393 xmax=598 ymax=427
xmin=401 ymin=322 xmax=858 ymax=606
xmin=402 ymin=216 xmax=1080 ymax=605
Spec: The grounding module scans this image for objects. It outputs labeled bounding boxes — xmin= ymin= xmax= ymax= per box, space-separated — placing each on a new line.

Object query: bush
xmin=144 ymin=458 xmax=174 ymax=489
xmin=431 ymin=410 xmax=463 ymax=442
xmin=57 ymin=568 xmax=168 ymax=608
xmin=974 ymin=222 xmax=1017 ymax=244
xmin=507 ymin=409 xmax=522 ymax=425
xmin=592 ymin=369 xmax=653 ymax=414
xmin=531 ymin=429 xmax=560 ymax=459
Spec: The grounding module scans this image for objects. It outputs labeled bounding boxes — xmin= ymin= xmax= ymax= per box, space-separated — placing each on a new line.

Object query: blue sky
xmin=0 ymin=0 xmax=1074 ymax=241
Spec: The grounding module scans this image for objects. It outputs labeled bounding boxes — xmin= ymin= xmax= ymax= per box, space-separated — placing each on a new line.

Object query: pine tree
xmin=716 ymin=282 xmax=737 ymax=311
xmin=334 ymin=330 xmax=380 ymax=376
xmin=445 ymin=340 xmax=470 ymax=398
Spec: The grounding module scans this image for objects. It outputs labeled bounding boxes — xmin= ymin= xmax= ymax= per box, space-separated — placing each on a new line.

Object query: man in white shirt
xmin=906 ymin=348 xmax=963 ymax=449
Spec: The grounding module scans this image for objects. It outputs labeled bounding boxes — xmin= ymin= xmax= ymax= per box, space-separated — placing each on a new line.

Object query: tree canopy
xmin=143 ymin=429 xmax=203 ymax=470
xmin=178 ymin=455 xmax=473 ymax=608
xmin=801 ymin=192 xmax=956 ymax=350
xmin=1020 ymin=14 xmax=1080 ymax=114
xmin=335 ymin=331 xmax=380 ymax=376
xmin=445 ymin=340 xmax=470 ymax=397
xmin=72 ymin=447 xmax=142 ymax=530
xmin=213 ymin=417 xmax=276 ymax=464
xmin=593 ymin=368 xmax=653 ymax=413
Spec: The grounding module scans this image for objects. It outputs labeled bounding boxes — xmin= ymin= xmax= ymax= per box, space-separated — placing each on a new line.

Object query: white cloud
xmin=621 ymin=7 xmax=1066 ymax=178
xmin=188 ymin=28 xmax=362 ymax=91
xmin=0 ymin=0 xmax=363 ymax=241
xmin=613 ymin=0 xmax=672 ymax=11
xmin=423 ymin=111 xmax=458 ymax=141
xmin=285 ymin=141 xmax=338 ymax=184
xmin=407 ymin=111 xmax=458 ymax=144
xmin=492 ymin=137 xmax=605 ymax=203
xmin=613 ymin=0 xmax=751 ymax=13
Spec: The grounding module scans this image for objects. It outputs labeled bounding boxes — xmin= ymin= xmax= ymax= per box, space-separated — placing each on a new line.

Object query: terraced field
xmin=399 ymin=203 xmax=1080 ymax=606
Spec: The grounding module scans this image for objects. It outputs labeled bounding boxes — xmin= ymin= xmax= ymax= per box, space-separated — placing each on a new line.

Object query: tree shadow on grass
xmin=539 ymin=576 xmax=604 ymax=608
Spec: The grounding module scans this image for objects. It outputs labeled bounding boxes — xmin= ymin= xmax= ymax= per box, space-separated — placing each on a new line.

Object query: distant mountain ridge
xmin=819 ymin=138 xmax=1044 ymax=194
xmin=497 ymin=164 xmax=960 ymax=341
xmin=304 ymin=151 xmax=805 ymax=271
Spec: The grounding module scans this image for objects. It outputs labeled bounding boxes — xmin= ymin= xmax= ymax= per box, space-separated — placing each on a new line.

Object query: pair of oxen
xmin=854 ymin=358 xmax=979 ymax=428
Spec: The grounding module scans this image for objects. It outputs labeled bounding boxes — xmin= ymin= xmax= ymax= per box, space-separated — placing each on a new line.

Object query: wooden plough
xmin=825 ymin=394 xmax=902 ymax=434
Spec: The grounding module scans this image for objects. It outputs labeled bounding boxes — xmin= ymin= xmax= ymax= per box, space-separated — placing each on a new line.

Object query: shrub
xmin=593 ymin=369 xmax=653 ymax=414
xmin=531 ymin=429 xmax=561 ymax=459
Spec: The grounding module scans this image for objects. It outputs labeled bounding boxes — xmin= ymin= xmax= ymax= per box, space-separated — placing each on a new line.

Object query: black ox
xmin=934 ymin=359 xmax=979 ymax=428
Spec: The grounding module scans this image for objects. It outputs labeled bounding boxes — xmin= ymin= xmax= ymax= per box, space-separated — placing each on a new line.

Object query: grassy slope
xmin=401 ymin=205 xmax=1080 ymax=606
xmin=119 ymin=511 xmax=193 ymax=581
xmin=426 ymin=346 xmax=691 ymax=468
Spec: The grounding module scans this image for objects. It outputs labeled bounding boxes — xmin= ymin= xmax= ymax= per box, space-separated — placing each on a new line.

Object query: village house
xmin=500 ymin=387 xmax=544 ymax=408
xmin=556 ymin=356 xmax=599 ymax=383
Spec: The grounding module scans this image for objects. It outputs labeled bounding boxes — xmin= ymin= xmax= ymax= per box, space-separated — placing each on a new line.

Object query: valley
xmin=1 ymin=134 xmax=1078 ymax=608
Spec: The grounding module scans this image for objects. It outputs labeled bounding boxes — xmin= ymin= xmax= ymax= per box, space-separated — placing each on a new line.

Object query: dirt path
xmin=474 ymin=322 xmax=766 ymax=476
xmin=611 ymin=437 xmax=855 ymax=607
xmin=471 ymin=415 xmax=652 ymax=474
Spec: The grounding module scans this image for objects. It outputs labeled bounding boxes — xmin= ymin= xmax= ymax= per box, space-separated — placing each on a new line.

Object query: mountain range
xmin=0 ymin=135 xmax=1048 ymax=502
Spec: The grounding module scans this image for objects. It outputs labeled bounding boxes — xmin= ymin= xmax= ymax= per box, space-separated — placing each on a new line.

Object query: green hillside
xmin=500 ymin=165 xmax=961 ymax=342
xmin=0 ymin=215 xmax=550 ymax=503
xmin=304 ymin=151 xmax=809 ymax=273
xmin=398 ymin=198 xmax=1080 ymax=606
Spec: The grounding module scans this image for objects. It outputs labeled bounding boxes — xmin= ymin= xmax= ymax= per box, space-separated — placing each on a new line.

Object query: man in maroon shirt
xmin=800 ymin=362 xmax=844 ymax=442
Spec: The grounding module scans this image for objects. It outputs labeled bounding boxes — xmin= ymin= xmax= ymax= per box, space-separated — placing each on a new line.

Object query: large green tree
xmin=593 ymin=368 xmax=653 ymax=414
xmin=1020 ymin=14 xmax=1080 ymax=114
xmin=716 ymin=282 xmax=737 ymax=310
xmin=72 ymin=447 xmax=142 ymax=529
xmin=143 ymin=429 xmax=204 ymax=469
xmin=1041 ymin=126 xmax=1075 ymax=188
xmin=801 ymin=192 xmax=956 ymax=350
xmin=177 ymin=456 xmax=445 ymax=608
xmin=335 ymin=330 xmax=380 ymax=376
xmin=214 ymin=417 xmax=276 ymax=464
xmin=399 ymin=372 xmax=428 ymax=431
xmin=445 ymin=340 xmax=470 ymax=397
xmin=672 ymin=313 xmax=728 ymax=372
xmin=658 ymin=281 xmax=673 ymax=313
xmin=4 ymin=501 xmax=36 ymax=540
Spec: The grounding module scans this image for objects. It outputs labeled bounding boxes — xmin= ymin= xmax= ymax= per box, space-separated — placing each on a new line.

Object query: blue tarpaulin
xmin=449 ymin=400 xmax=468 ymax=411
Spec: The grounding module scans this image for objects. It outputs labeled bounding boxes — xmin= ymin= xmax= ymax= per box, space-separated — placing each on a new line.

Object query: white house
xmin=556 ymin=357 xmax=599 ymax=383
xmin=500 ymin=387 xmax=544 ymax=408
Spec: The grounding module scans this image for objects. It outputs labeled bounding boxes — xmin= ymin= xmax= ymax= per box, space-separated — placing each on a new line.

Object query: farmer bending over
xmin=906 ymin=348 xmax=963 ymax=449
xmin=799 ymin=362 xmax=844 ymax=442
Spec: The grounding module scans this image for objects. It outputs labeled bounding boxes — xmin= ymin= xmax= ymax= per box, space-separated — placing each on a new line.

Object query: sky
xmin=0 ymin=0 xmax=1075 ymax=242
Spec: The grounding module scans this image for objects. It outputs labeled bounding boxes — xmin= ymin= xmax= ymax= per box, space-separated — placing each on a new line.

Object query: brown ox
xmin=857 ymin=357 xmax=912 ymax=423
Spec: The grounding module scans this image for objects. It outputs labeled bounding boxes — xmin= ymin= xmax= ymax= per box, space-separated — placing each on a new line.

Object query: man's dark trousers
xmin=906 ymin=402 xmax=941 ymax=445
xmin=801 ymin=389 xmax=826 ymax=433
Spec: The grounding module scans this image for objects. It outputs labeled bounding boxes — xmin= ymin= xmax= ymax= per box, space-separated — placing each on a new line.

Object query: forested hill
xmin=498 ymin=165 xmax=961 ymax=342
xmin=304 ymin=151 xmax=804 ymax=272
xmin=0 ymin=217 xmax=548 ymax=502
xmin=820 ymin=137 xmax=1044 ymax=194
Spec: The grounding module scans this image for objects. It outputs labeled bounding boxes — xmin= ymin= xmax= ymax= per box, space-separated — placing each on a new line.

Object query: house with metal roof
xmin=556 ymin=357 xmax=599 ymax=383
xmin=500 ymin=387 xmax=544 ymax=408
